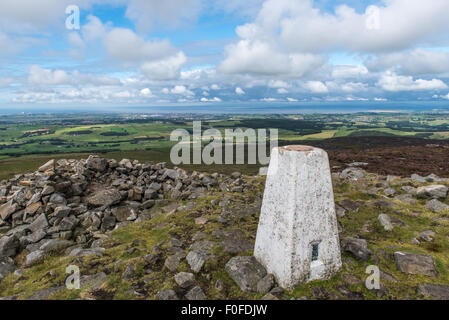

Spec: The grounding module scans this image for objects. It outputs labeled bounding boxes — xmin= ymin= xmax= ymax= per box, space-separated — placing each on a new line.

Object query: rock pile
xmin=0 ymin=156 xmax=223 ymax=269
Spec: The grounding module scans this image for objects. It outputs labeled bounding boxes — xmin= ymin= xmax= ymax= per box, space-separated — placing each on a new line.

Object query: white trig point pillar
xmin=254 ymin=145 xmax=342 ymax=289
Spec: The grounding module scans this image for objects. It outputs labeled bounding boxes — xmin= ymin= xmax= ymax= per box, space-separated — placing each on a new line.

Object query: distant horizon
xmin=1 ymin=100 xmax=449 ymax=115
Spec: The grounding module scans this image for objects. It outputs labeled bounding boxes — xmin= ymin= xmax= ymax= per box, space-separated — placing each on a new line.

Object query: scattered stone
xmin=174 ymin=272 xmax=195 ymax=288
xmin=122 ymin=263 xmax=135 ymax=280
xmin=418 ymin=230 xmax=436 ymax=242
xmin=0 ymin=235 xmax=20 ymax=258
xmin=225 ymin=256 xmax=267 ymax=292
xmin=257 ymin=274 xmax=275 ymax=294
xmin=378 ymin=214 xmax=394 ymax=231
xmin=0 ymin=200 xmax=18 ymax=221
xmin=384 ymin=188 xmax=396 ymax=196
xmin=394 ymin=252 xmax=437 ymax=277
xmin=340 ymin=167 xmax=366 ymax=181
xmin=25 ymin=250 xmax=46 ymax=267
xmin=416 ymin=185 xmax=448 ymax=199
xmin=87 ymin=189 xmax=121 ymax=207
xmin=0 ymin=257 xmax=16 ymax=280
xmin=341 ymin=237 xmax=372 ymax=261
xmin=165 ymin=255 xmax=182 ymax=272
xmin=425 ymin=199 xmax=449 ymax=213
xmin=338 ymin=199 xmax=362 ymax=212
xmin=185 ymin=286 xmax=206 ymax=300
xmin=38 ymin=160 xmax=54 ymax=173
xmin=411 ymin=174 xmax=426 ymax=183
xmin=157 ymin=289 xmax=179 ymax=300
xmin=417 ymin=284 xmax=449 ymax=300
xmin=26 ymin=286 xmax=64 ymax=300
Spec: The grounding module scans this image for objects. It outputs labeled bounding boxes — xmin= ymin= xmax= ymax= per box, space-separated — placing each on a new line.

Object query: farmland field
xmin=2 ymin=111 xmax=449 ymax=180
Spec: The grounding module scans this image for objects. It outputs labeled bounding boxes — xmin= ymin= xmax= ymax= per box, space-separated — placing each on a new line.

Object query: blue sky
xmin=1 ymin=0 xmax=449 ymax=107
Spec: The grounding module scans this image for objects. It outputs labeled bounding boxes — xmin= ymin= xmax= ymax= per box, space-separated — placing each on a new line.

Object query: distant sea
xmin=1 ymin=101 xmax=449 ymax=114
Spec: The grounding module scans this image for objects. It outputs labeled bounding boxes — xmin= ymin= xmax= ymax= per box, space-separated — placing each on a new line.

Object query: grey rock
xmin=225 ymin=256 xmax=267 ymax=292
xmin=59 ymin=216 xmax=78 ymax=231
xmin=186 ymin=251 xmax=207 ymax=273
xmin=25 ymin=250 xmax=46 ymax=267
xmin=80 ymin=272 xmax=107 ymax=290
xmin=418 ymin=230 xmax=436 ymax=242
xmin=174 ymin=272 xmax=195 ymax=288
xmin=425 ymin=199 xmax=449 ymax=213
xmin=185 ymin=286 xmax=206 ymax=300
xmin=394 ymin=252 xmax=437 ymax=277
xmin=417 ymin=284 xmax=449 ymax=300
xmin=122 ymin=263 xmax=135 ymax=280
xmin=21 ymin=229 xmax=46 ymax=245
xmin=41 ymin=185 xmax=55 ymax=196
xmin=54 ymin=206 xmax=71 ymax=218
xmin=411 ymin=174 xmax=426 ymax=183
xmin=0 ymin=257 xmax=16 ymax=280
xmin=28 ymin=213 xmax=49 ymax=233
xmin=86 ymin=156 xmax=107 ymax=172
xmin=384 ymin=188 xmax=396 ymax=196
xmin=0 ymin=200 xmax=18 ymax=220
xmin=340 ymin=168 xmax=366 ymax=181
xmin=102 ymin=216 xmax=116 ymax=230
xmin=49 ymin=193 xmax=66 ymax=206
xmin=112 ymin=206 xmax=135 ymax=222
xmin=378 ymin=214 xmax=394 ymax=231
xmin=0 ymin=235 xmax=20 ymax=258
xmin=157 ymin=289 xmax=179 ymax=300
xmin=341 ymin=237 xmax=372 ymax=261
xmin=87 ymin=189 xmax=121 ymax=207
xmin=26 ymin=286 xmax=64 ymax=300
xmin=40 ymin=239 xmax=74 ymax=253
xmin=417 ymin=185 xmax=448 ymax=199
xmin=164 ymin=255 xmax=182 ymax=272
xmin=257 ymin=274 xmax=275 ymax=294
xmin=38 ymin=160 xmax=54 ymax=173
xmin=68 ymin=247 xmax=104 ymax=258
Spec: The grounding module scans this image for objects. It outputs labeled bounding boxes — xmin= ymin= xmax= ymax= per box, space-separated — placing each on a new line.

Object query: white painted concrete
xmin=254 ymin=145 xmax=342 ymax=289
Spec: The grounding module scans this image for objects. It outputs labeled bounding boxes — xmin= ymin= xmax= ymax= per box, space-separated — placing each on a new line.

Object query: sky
xmin=1 ymin=0 xmax=449 ymax=108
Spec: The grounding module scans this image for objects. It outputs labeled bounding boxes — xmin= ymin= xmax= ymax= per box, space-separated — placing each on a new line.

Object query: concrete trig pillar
xmin=254 ymin=145 xmax=342 ymax=289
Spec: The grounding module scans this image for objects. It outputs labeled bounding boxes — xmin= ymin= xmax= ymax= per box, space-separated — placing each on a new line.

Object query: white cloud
xmin=170 ymin=85 xmax=194 ymax=96
xmin=366 ymin=49 xmax=449 ymax=75
xmin=140 ymin=88 xmax=153 ymax=97
xmin=331 ymin=65 xmax=369 ymax=79
xmin=235 ymin=87 xmax=245 ymax=95
xmin=104 ymin=28 xmax=176 ymax=64
xmin=303 ymin=81 xmax=329 ymax=94
xmin=27 ymin=65 xmax=121 ymax=86
xmin=125 ymin=0 xmax=201 ymax=32
xmin=287 ymin=97 xmax=298 ymax=102
xmin=220 ymin=39 xmax=324 ymax=76
xmin=277 ymin=88 xmax=288 ymax=94
xmin=200 ymin=97 xmax=222 ymax=102
xmin=82 ymin=15 xmax=110 ymax=42
xmin=28 ymin=65 xmax=71 ymax=85
xmin=268 ymin=80 xmax=289 ymax=88
xmin=141 ymin=52 xmax=187 ymax=80
xmin=377 ymin=71 xmax=448 ymax=92
xmin=260 ymin=97 xmax=278 ymax=102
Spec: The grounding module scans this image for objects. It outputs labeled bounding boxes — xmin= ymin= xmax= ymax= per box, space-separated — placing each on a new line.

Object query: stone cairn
xmin=254 ymin=145 xmax=342 ymax=289
xmin=0 ymin=156 xmax=221 ymax=267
